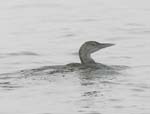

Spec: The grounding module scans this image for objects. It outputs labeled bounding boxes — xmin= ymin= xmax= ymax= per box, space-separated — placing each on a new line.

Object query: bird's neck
xmin=79 ymin=49 xmax=96 ymax=65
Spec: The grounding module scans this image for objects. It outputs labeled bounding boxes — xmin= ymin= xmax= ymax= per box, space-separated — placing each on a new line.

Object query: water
xmin=0 ymin=0 xmax=150 ymax=114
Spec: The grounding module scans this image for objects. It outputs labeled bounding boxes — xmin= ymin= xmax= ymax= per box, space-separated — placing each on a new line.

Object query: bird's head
xmin=80 ymin=41 xmax=114 ymax=54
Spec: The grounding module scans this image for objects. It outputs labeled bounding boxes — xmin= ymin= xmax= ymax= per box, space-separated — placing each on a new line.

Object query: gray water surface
xmin=0 ymin=0 xmax=150 ymax=114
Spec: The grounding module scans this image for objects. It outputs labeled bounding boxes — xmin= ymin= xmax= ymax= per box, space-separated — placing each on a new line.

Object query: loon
xmin=18 ymin=41 xmax=127 ymax=76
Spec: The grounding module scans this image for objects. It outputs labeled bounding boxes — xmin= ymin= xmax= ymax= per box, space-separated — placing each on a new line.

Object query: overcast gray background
xmin=0 ymin=0 xmax=150 ymax=114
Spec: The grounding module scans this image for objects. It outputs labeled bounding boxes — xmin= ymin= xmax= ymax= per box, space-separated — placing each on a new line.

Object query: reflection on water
xmin=0 ymin=0 xmax=150 ymax=114
xmin=0 ymin=66 xmax=150 ymax=114
xmin=0 ymin=65 xmax=127 ymax=114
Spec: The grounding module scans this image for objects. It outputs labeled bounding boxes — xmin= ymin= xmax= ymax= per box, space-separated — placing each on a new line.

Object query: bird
xmin=17 ymin=41 xmax=127 ymax=77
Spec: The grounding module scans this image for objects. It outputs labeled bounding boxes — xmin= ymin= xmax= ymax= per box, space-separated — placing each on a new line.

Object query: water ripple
xmin=0 ymin=81 xmax=22 ymax=90
xmin=10 ymin=3 xmax=61 ymax=9
xmin=0 ymin=51 xmax=39 ymax=58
